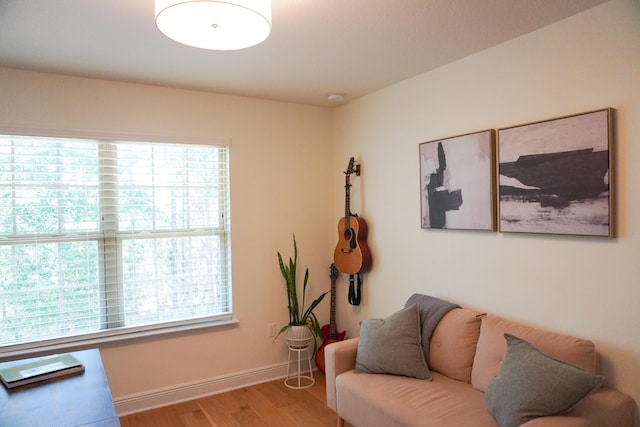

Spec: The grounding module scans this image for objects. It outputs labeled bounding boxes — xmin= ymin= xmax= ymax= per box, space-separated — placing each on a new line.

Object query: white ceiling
xmin=0 ymin=0 xmax=608 ymax=107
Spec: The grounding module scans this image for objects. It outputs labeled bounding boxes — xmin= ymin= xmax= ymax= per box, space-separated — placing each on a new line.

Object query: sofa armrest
xmin=521 ymin=387 xmax=635 ymax=427
xmin=325 ymin=338 xmax=359 ymax=411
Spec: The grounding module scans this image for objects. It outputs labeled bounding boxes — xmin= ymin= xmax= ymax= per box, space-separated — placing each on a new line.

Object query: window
xmin=0 ymin=135 xmax=231 ymax=350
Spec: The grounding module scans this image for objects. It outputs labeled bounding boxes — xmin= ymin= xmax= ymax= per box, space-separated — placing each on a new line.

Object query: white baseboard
xmin=114 ymin=362 xmax=290 ymax=416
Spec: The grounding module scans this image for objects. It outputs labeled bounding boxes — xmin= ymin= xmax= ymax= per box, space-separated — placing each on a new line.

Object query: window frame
xmin=0 ymin=127 xmax=235 ymax=359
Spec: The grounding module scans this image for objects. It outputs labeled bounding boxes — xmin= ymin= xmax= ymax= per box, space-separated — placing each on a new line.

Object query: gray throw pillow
xmin=355 ymin=304 xmax=431 ymax=380
xmin=486 ymin=333 xmax=604 ymax=427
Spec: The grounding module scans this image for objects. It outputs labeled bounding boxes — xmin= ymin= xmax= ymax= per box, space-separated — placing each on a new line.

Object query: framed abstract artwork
xmin=419 ymin=130 xmax=496 ymax=231
xmin=497 ymin=108 xmax=614 ymax=237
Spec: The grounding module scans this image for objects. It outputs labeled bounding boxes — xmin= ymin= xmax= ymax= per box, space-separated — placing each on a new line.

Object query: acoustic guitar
xmin=314 ymin=263 xmax=346 ymax=374
xmin=333 ymin=157 xmax=372 ymax=275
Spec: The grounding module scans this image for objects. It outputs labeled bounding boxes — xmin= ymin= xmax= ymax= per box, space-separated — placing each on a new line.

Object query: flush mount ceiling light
xmin=155 ymin=0 xmax=272 ymax=50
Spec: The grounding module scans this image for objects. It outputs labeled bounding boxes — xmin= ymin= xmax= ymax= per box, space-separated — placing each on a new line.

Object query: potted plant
xmin=276 ymin=234 xmax=328 ymax=351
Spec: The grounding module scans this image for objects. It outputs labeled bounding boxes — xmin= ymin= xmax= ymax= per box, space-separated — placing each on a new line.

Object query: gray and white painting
xmin=420 ymin=130 xmax=494 ymax=230
xmin=498 ymin=109 xmax=612 ymax=237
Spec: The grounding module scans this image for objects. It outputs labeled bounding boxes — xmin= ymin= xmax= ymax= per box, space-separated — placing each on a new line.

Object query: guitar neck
xmin=344 ymin=177 xmax=351 ymax=225
xmin=328 ymin=277 xmax=337 ymax=337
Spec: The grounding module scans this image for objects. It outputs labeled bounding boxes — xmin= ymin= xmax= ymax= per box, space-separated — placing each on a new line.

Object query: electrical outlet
xmin=267 ymin=323 xmax=276 ymax=337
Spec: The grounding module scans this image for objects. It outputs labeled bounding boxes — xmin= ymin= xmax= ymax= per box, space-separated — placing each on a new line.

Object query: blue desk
xmin=0 ymin=349 xmax=119 ymax=426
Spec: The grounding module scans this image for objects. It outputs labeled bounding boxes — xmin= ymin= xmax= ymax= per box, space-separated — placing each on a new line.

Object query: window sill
xmin=0 ymin=318 xmax=239 ymax=362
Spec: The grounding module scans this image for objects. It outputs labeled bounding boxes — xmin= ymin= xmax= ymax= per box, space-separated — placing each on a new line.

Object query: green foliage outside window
xmin=0 ymin=135 xmax=231 ymax=348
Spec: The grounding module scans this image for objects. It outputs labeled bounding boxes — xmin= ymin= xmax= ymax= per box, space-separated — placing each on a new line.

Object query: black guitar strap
xmin=348 ymin=273 xmax=362 ymax=306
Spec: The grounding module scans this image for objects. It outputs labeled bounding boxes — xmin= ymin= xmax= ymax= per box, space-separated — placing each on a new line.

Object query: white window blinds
xmin=0 ymin=135 xmax=231 ymax=348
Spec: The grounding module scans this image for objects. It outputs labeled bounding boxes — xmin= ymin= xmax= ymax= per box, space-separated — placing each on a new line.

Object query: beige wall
xmin=0 ymin=68 xmax=335 ymax=400
xmin=332 ymin=0 xmax=639 ymax=419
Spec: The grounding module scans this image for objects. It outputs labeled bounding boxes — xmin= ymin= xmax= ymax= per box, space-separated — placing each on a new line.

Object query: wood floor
xmin=119 ymin=373 xmax=349 ymax=427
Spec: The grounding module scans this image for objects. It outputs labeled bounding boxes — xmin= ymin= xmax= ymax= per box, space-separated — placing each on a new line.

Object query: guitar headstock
xmin=344 ymin=157 xmax=356 ymax=176
xmin=329 ymin=263 xmax=339 ymax=281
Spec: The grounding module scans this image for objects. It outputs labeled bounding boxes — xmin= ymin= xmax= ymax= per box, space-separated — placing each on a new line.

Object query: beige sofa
xmin=325 ymin=296 xmax=635 ymax=427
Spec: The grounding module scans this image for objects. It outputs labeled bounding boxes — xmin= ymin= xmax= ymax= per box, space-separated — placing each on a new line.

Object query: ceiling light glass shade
xmin=155 ymin=0 xmax=271 ymax=50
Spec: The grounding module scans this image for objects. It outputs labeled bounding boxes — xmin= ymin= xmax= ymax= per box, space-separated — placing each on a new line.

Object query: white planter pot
xmin=285 ymin=325 xmax=313 ymax=349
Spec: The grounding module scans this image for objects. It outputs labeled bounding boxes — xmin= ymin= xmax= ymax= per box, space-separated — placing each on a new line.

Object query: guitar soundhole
xmin=348 ymin=229 xmax=357 ymax=249
xmin=344 ymin=228 xmax=357 ymax=250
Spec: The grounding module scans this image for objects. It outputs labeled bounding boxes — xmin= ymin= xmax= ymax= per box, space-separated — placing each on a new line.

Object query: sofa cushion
xmin=485 ymin=334 xmax=604 ymax=427
xmin=355 ymin=304 xmax=431 ymax=380
xmin=336 ymin=371 xmax=499 ymax=427
xmin=471 ymin=314 xmax=598 ymax=392
xmin=429 ymin=308 xmax=482 ymax=383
